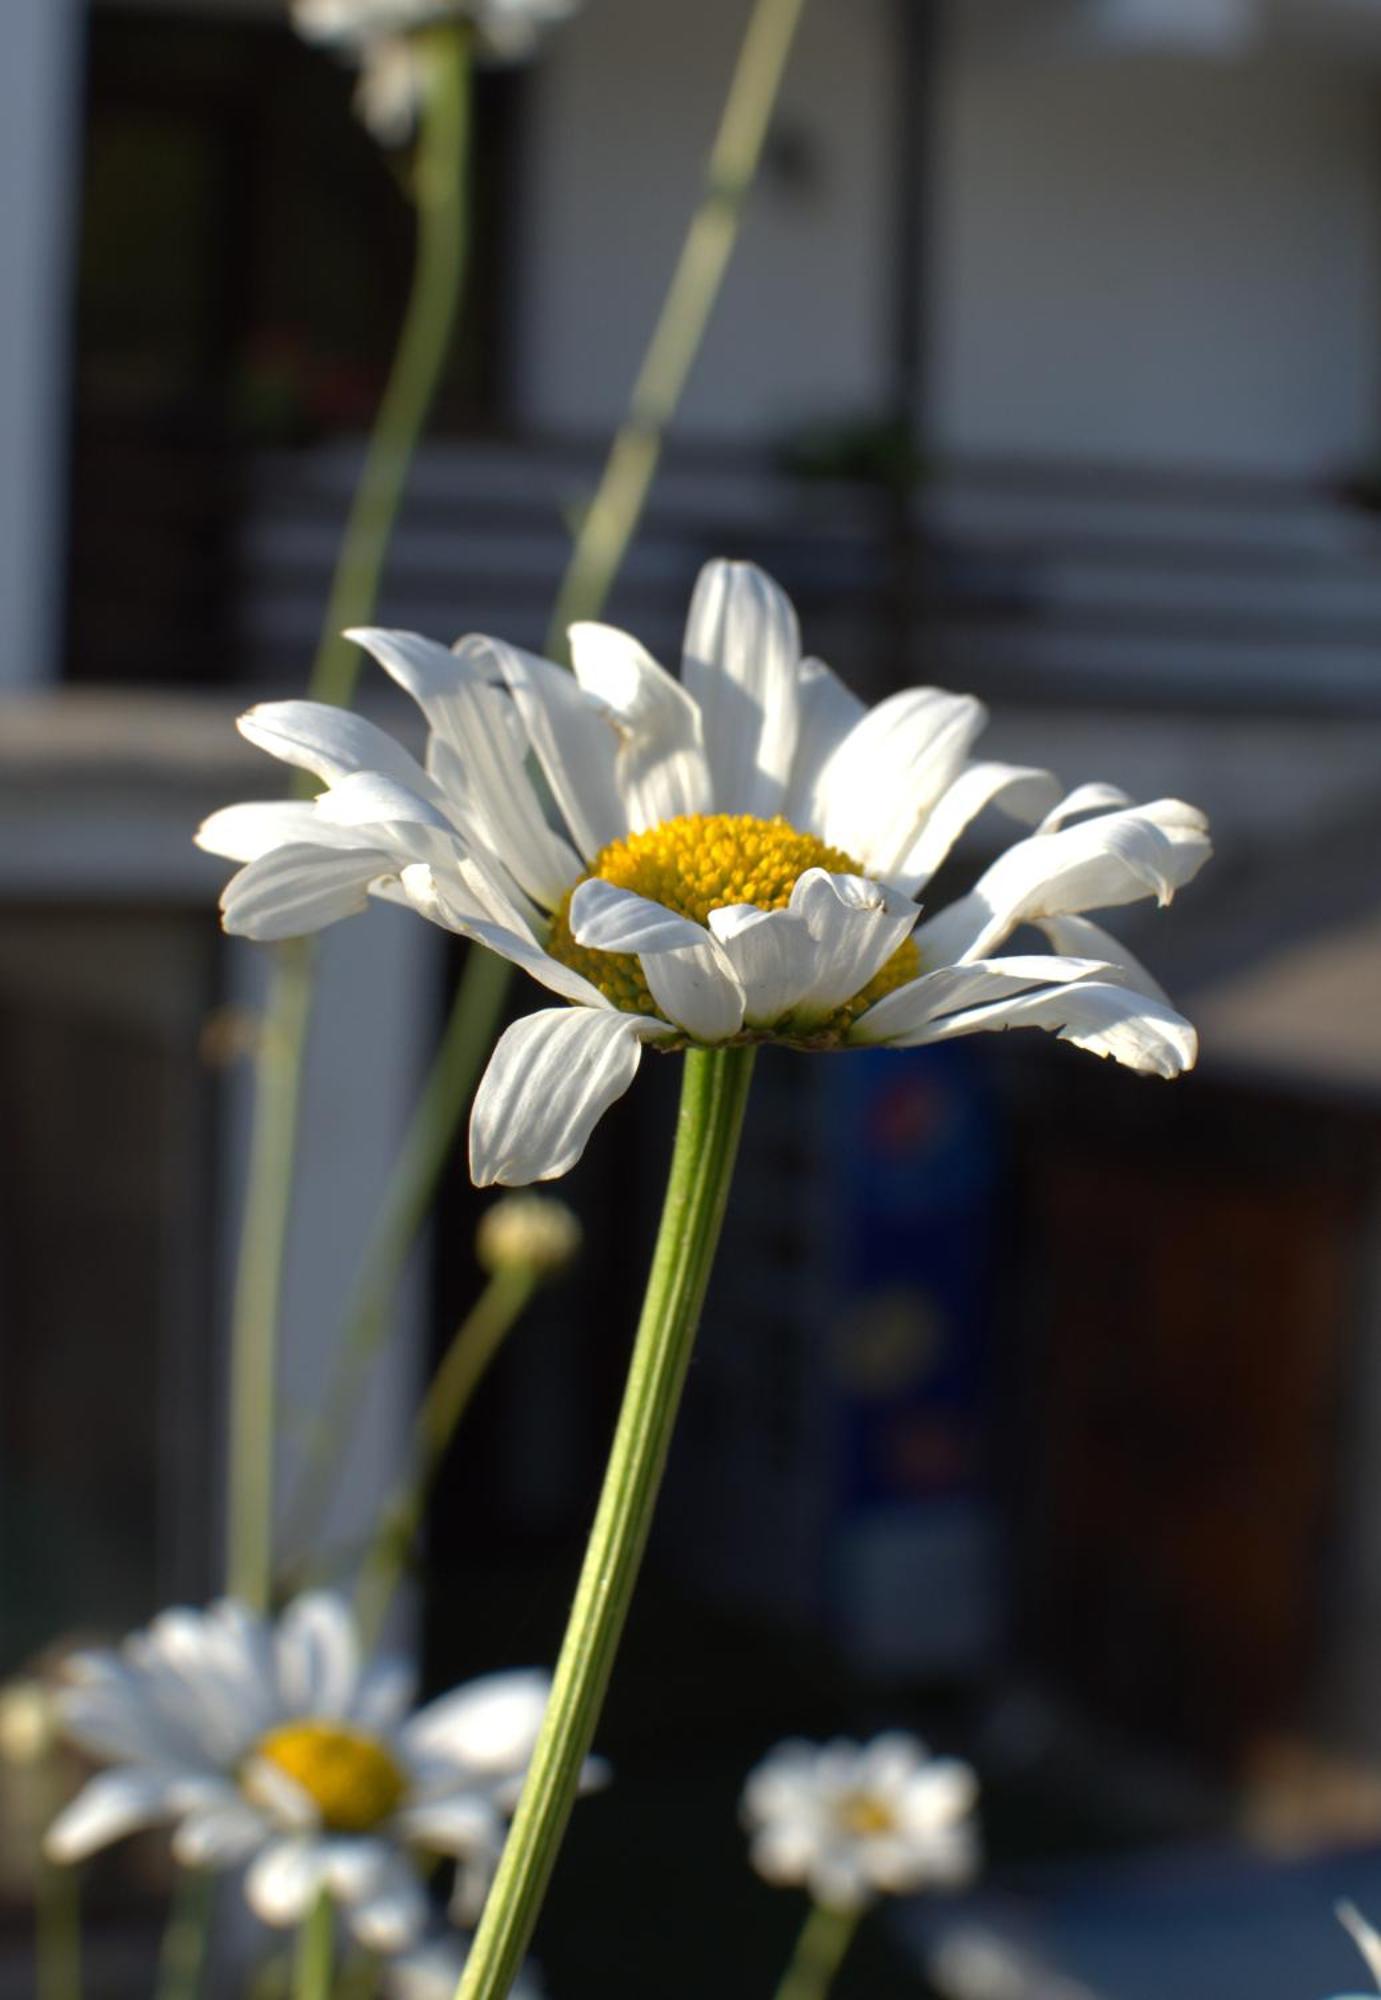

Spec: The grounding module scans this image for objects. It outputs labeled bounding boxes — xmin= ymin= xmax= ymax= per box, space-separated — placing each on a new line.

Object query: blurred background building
xmin=4 ymin=0 xmax=1381 ymax=1994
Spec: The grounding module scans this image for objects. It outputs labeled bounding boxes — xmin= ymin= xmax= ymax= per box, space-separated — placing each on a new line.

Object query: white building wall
xmin=517 ymin=0 xmax=895 ymax=440
xmin=520 ymin=4 xmax=1381 ymax=476
xmin=931 ymin=44 xmax=1381 ymax=471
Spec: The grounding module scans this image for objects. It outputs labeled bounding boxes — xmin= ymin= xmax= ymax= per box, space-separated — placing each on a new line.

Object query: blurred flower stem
xmin=282 ymin=0 xmax=809 ymax=1579
xmin=36 ymin=1859 xmax=82 ymax=2000
xmin=280 ymin=942 xmax=510 ymax=1574
xmin=774 ymin=1904 xmax=861 ymax=2000
xmin=225 ymin=23 xmax=474 ymax=1610
xmin=293 ymin=1891 xmax=335 ymax=2000
xmin=353 ymin=1262 xmax=538 ymax=1646
xmin=456 ymin=1046 xmax=756 ymax=2000
xmin=155 ymin=1870 xmax=215 ymax=2000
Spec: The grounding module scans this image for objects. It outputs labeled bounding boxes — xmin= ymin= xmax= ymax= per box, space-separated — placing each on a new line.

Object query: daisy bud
xmin=476 ymin=1193 xmax=582 ymax=1281
xmin=0 ymin=1680 xmax=59 ymax=1768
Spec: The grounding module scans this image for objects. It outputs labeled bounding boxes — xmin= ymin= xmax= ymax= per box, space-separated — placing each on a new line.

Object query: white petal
xmin=196 ymin=801 xmax=329 ymax=863
xmin=403 ymin=1670 xmax=550 ymax=1777
xmin=900 ymin=760 xmax=1061 ymax=893
xmin=916 ymin=798 xmax=1212 ymax=965
xmin=807 ymin=1844 xmax=874 ymax=1912
xmin=312 ymin=770 xmax=456 ymax=840
xmin=1339 ymin=1902 xmax=1381 ymax=1987
xmin=782 ymin=656 xmax=865 ymax=831
xmin=681 ymin=560 xmax=801 ymax=817
xmin=562 ymin=880 xmax=746 ymax=1040
xmin=274 ymin=1593 xmax=361 ymax=1719
xmin=351 ymin=1657 xmax=418 ymax=1734
xmin=45 ymin=1769 xmax=183 ymax=1862
xmin=469 ymin=1007 xmax=668 ymax=1186
xmin=219 ymin=843 xmax=392 ymax=940
xmin=809 ymin=688 xmax=985 ymax=876
xmin=238 ymin=700 xmax=438 ymax=799
xmin=897 ymin=1759 xmax=979 ymax=1834
xmin=912 ymin=979 xmax=1199 ymax=1077
xmin=640 ymin=938 xmax=745 ymax=1042
xmin=1037 ymin=780 xmax=1132 ymax=834
xmin=851 ymin=954 xmax=1112 ymax=1046
xmin=749 ymin=1820 xmax=826 ymax=1887
xmin=395 ymin=1794 xmax=501 ymax=1858
xmin=569 ymin=622 xmax=711 ymax=831
xmin=482 ymin=635 xmax=626 ymax=860
xmin=568 ymin=880 xmax=708 ymax=956
xmin=245 ymin=1836 xmax=330 ymax=1928
xmin=783 ymin=870 xmax=919 ymax=1023
xmin=1037 ymin=913 xmax=1171 ymax=1004
xmin=707 ymin=905 xmax=817 ymax=1027
xmin=171 ymin=1799 xmax=270 ymax=1869
xmin=354 ymin=629 xmax=582 ymax=910
xmin=344 ymin=1853 xmax=429 ymax=1954
xmin=426 ymin=883 xmax=616 ymax=1012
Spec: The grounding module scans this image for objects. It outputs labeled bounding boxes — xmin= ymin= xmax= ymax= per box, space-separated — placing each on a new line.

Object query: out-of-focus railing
xmin=68 ymin=432 xmax=1381 ymax=714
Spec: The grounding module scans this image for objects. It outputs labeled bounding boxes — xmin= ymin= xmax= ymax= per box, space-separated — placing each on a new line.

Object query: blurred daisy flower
xmin=199 ymin=559 xmax=1209 ymax=1187
xmin=741 ymin=1733 xmax=979 ymax=1911
xmin=476 ymin=1192 xmax=582 ymax=1280
xmin=1336 ymin=1902 xmax=1381 ymax=1995
xmin=43 ymin=1591 xmax=567 ymax=1953
xmin=386 ymin=1931 xmax=545 ymax=2000
xmin=291 ymin=0 xmax=578 ymax=141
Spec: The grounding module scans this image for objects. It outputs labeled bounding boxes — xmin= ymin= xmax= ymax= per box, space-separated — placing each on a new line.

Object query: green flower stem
xmin=154 ymin=1870 xmax=215 ymax=2000
xmin=354 ymin=1262 xmax=538 ymax=1646
xmin=456 ymin=1046 xmax=757 ymax=2000
xmin=281 ymin=0 xmax=809 ymax=1578
xmin=224 ymin=24 xmax=474 ymax=1611
xmin=35 ymin=1859 xmax=82 ymax=2000
xmin=773 ymin=1902 xmax=862 ymax=2000
xmin=279 ymin=941 xmax=511 ymax=1576
xmin=292 ymin=1891 xmax=335 ymax=2000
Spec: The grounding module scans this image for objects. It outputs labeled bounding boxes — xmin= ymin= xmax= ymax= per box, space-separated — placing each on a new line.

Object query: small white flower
xmin=199 ymin=559 xmax=1209 ymax=1189
xmin=43 ymin=1592 xmax=572 ymax=1954
xmin=1336 ymin=1902 xmax=1381 ymax=1996
xmin=741 ymin=1733 xmax=979 ymax=1912
xmin=386 ymin=1931 xmax=545 ymax=2000
xmin=291 ymin=0 xmax=578 ymax=138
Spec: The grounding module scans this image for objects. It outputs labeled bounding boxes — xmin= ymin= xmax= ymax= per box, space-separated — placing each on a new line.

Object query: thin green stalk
xmin=293 ymin=1892 xmax=335 ymax=2000
xmin=155 ymin=1870 xmax=215 ymax=2000
xmin=224 ymin=25 xmax=474 ymax=1610
xmin=35 ymin=1859 xmax=82 ymax=2000
xmin=280 ymin=943 xmax=511 ymax=1573
xmin=284 ymin=0 xmax=809 ymax=1577
xmin=456 ymin=1046 xmax=757 ymax=2000
xmin=548 ymin=0 xmax=809 ymax=639
xmin=773 ymin=1903 xmax=861 ymax=2000
xmin=354 ymin=1262 xmax=537 ymax=1645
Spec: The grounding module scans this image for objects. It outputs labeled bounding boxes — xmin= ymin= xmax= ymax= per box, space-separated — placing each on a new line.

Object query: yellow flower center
xmin=837 ymin=1791 xmax=897 ymax=1838
xmin=546 ymin=813 xmax=919 ymax=1040
xmin=254 ymin=1720 xmax=406 ymax=1833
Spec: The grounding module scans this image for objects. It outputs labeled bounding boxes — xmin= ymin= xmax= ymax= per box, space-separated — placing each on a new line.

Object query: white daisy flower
xmin=742 ymin=1733 xmax=979 ymax=1912
xmin=198 ymin=559 xmax=1210 ymax=1188
xmin=43 ymin=1591 xmax=564 ymax=1954
xmin=291 ymin=0 xmax=578 ymax=139
xmin=1336 ymin=1902 xmax=1381 ymax=1996
xmin=386 ymin=1931 xmax=545 ymax=2000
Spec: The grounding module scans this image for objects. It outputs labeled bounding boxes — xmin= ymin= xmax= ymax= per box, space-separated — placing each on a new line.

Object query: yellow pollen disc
xmin=254 ymin=1720 xmax=406 ymax=1834
xmin=837 ymin=1791 xmax=897 ymax=1838
xmin=546 ymin=813 xmax=919 ymax=1040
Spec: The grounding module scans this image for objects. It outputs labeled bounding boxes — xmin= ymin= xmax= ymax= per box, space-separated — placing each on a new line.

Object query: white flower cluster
xmin=290 ymin=0 xmax=579 ymax=141
xmin=742 ymin=1732 xmax=980 ymax=1912
xmin=44 ymin=1590 xmax=583 ymax=1961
